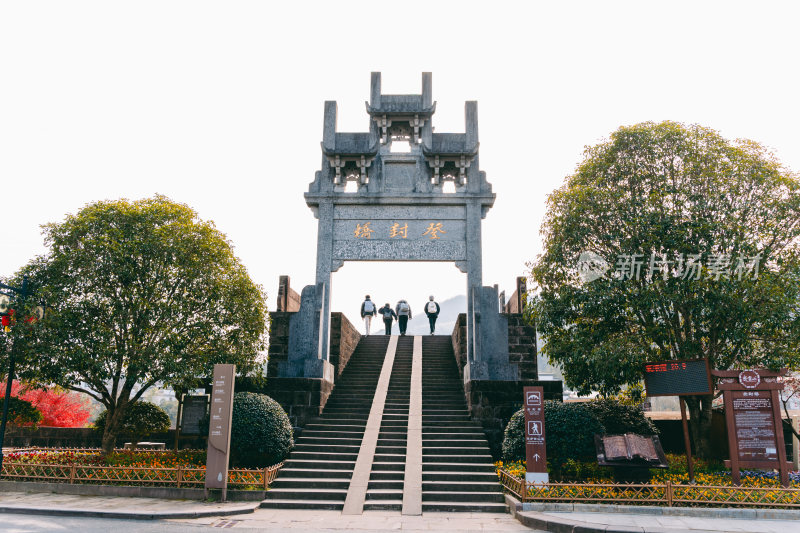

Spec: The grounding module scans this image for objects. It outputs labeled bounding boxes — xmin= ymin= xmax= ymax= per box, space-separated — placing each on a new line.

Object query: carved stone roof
xmin=366 ymin=95 xmax=436 ymax=116
xmin=423 ymin=133 xmax=479 ymax=156
xmin=321 ymin=132 xmax=378 ymax=156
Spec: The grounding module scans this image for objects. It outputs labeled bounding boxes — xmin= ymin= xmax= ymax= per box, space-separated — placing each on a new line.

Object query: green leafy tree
xmin=17 ymin=196 xmax=268 ymax=454
xmin=94 ymin=401 xmax=170 ymax=448
xmin=531 ymin=121 xmax=800 ymax=457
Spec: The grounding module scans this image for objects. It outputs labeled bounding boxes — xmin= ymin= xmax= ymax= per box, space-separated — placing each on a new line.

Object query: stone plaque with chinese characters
xmin=332 ymin=205 xmax=467 ymax=262
xmin=205 ymin=364 xmax=235 ymax=490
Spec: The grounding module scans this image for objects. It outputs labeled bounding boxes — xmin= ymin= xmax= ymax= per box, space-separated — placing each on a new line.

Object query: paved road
xmin=0 ymin=510 xmax=537 ymax=533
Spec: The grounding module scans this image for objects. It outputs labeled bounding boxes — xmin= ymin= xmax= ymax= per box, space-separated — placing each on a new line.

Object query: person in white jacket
xmin=360 ymin=295 xmax=376 ymax=335
xmin=424 ymin=295 xmax=440 ymax=335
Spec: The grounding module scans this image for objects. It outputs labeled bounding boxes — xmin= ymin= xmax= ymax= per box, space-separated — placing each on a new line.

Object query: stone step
xmin=363 ymin=500 xmax=402 ymax=511
xmin=423 ymin=447 xmax=491 ymax=456
xmin=260 ymin=499 xmax=343 ymax=510
xmin=422 ymin=480 xmax=501 ymax=492
xmin=264 ymin=488 xmax=348 ymax=501
xmin=372 ymin=461 xmax=405 ymax=471
xmin=423 ymin=462 xmax=497 ymax=473
xmin=290 ymin=451 xmax=359 ymax=461
xmin=292 ymin=444 xmax=362 ymax=453
xmin=366 ymin=489 xmax=404 ymax=500
xmin=422 ymin=491 xmax=505 ymax=503
xmin=271 ymin=478 xmax=350 ymax=490
xmin=421 ymin=501 xmax=508 ymax=513
xmin=279 ymin=468 xmax=353 ymax=479
xmin=423 ymin=471 xmax=499 ymax=482
xmin=423 ymin=454 xmax=493 ymax=464
xmin=283 ymin=459 xmax=355 ymax=470
xmin=370 ymin=471 xmax=405 ymax=481
xmin=295 ymin=436 xmax=363 ymax=446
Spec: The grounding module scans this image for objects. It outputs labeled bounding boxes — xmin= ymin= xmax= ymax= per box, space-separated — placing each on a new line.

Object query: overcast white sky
xmin=2 ymin=1 xmax=799 ymax=333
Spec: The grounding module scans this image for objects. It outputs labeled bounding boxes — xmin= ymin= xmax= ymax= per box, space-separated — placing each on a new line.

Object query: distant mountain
xmin=404 ymin=294 xmax=466 ymax=335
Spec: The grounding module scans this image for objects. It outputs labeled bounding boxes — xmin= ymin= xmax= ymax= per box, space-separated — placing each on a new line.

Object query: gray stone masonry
xmin=288 ymin=72 xmax=520 ymax=386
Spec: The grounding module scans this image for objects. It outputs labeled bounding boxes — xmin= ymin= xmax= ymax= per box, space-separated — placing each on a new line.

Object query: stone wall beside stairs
xmin=267 ymin=305 xmax=361 ymax=428
xmin=329 ymin=313 xmax=361 ymax=379
xmin=449 ymin=310 xmax=563 ymax=459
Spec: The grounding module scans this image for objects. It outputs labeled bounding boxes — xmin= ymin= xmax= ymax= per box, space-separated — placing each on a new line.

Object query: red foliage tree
xmin=1 ymin=381 xmax=92 ymax=427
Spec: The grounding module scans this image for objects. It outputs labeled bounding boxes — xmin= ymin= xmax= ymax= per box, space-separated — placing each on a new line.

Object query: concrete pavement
xmin=3 ymin=490 xmax=800 ymax=531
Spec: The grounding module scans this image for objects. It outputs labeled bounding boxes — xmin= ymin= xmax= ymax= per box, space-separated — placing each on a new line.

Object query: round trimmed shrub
xmin=230 ymin=392 xmax=293 ymax=468
xmin=502 ymin=400 xmax=605 ymax=471
xmin=95 ymin=401 xmax=171 ymax=445
xmin=586 ymin=398 xmax=658 ymax=436
xmin=2 ymin=397 xmax=43 ymax=429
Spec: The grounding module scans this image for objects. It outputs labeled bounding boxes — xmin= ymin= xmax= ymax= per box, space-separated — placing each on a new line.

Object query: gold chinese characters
xmin=353 ymin=222 xmax=446 ymax=240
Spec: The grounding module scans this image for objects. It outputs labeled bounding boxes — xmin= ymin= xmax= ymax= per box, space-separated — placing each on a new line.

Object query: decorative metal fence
xmin=1 ymin=461 xmax=282 ymax=490
xmin=498 ymin=469 xmax=800 ymax=509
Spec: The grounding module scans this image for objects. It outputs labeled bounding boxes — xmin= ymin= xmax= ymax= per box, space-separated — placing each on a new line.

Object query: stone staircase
xmin=262 ymin=334 xmax=505 ymax=513
xmin=261 ymin=335 xmax=390 ymax=510
xmin=420 ymin=336 xmax=506 ymax=512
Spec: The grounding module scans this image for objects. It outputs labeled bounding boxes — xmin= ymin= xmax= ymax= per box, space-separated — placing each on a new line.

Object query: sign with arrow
xmin=523 ymin=386 xmax=548 ymax=483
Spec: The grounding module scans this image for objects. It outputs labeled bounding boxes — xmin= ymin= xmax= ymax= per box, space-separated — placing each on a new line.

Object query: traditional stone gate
xmin=267 ymin=73 xmax=560 ymax=451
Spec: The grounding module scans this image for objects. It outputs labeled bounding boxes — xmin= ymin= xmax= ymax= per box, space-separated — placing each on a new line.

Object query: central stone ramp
xmin=421 ymin=336 xmax=506 ymax=512
xmin=262 ymin=335 xmax=390 ymax=510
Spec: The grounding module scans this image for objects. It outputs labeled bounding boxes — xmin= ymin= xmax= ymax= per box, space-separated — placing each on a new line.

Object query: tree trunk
xmin=101 ymin=424 xmax=116 ymax=455
xmin=684 ymin=394 xmax=715 ymax=459
xmin=100 ymin=401 xmax=129 ymax=455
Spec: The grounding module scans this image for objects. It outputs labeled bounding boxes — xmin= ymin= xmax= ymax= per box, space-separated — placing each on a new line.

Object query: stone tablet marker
xmin=205 ymin=364 xmax=236 ymax=498
xmin=180 ymin=395 xmax=209 ymax=436
xmin=523 ymin=386 xmax=547 ymax=483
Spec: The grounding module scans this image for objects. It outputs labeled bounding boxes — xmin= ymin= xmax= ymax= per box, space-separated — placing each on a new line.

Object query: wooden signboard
xmin=205 ymin=364 xmax=236 ymax=498
xmin=523 ymin=386 xmax=548 ymax=483
xmin=712 ymin=368 xmax=790 ymax=487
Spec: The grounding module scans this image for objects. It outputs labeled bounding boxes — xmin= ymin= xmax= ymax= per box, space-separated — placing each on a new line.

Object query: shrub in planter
xmin=229 ymin=392 xmax=293 ymax=468
xmin=586 ymin=397 xmax=658 ymax=436
xmin=95 ymin=401 xmax=170 ymax=447
xmin=502 ymin=400 xmax=605 ymax=473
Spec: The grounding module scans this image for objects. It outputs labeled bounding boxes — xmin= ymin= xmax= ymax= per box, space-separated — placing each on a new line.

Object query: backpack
xmin=363 ymin=300 xmax=374 ymax=313
xmin=399 ymin=302 xmax=410 ymax=314
xmin=382 ymin=308 xmax=393 ymax=319
xmin=427 ymin=301 xmax=437 ymax=314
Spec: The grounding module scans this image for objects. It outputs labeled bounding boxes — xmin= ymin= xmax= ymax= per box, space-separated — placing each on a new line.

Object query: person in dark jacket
xmin=395 ymin=299 xmax=412 ymax=335
xmin=424 ymin=295 xmax=440 ymax=335
xmin=360 ymin=295 xmax=377 ymax=335
xmin=378 ymin=303 xmax=397 ymax=335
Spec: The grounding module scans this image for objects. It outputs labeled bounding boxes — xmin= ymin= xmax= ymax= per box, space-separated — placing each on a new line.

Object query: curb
xmin=503 ymin=494 xmax=800 ymax=533
xmin=0 ymin=503 xmax=258 ymax=520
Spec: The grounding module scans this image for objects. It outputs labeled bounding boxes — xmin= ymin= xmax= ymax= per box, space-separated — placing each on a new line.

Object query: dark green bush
xmin=230 ymin=392 xmax=293 ymax=468
xmin=586 ymin=398 xmax=658 ymax=436
xmin=95 ymin=401 xmax=171 ymax=446
xmin=2 ymin=397 xmax=42 ymax=429
xmin=502 ymin=400 xmax=605 ymax=471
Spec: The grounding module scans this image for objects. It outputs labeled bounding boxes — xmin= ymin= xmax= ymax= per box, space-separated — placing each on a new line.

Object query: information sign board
xmin=731 ymin=390 xmax=778 ymax=461
xmin=713 ymin=368 xmax=790 ymax=487
xmin=180 ymin=395 xmax=209 ymax=436
xmin=205 ymin=364 xmax=235 ymax=494
xmin=523 ymin=386 xmax=548 ymax=483
xmin=643 ymin=358 xmax=712 ymax=396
